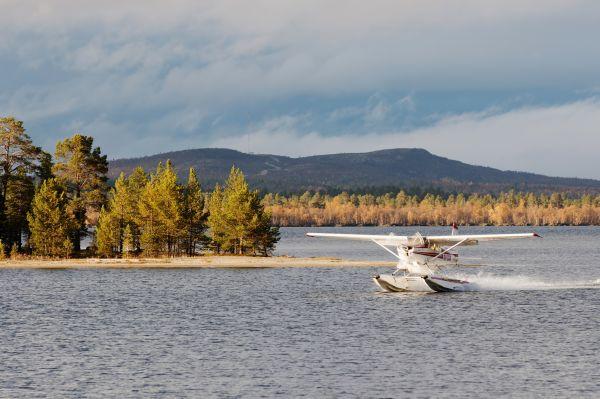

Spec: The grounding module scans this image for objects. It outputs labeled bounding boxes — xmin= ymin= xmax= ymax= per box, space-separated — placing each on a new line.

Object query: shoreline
xmin=0 ymin=256 xmax=396 ymax=269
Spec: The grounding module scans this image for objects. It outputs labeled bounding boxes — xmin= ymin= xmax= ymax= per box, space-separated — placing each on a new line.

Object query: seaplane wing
xmin=306 ymin=232 xmax=540 ymax=247
xmin=306 ymin=232 xmax=410 ymax=246
xmin=425 ymin=233 xmax=540 ymax=246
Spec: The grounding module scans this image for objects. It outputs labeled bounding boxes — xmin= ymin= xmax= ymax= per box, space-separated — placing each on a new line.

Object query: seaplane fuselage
xmin=406 ymin=246 xmax=458 ymax=269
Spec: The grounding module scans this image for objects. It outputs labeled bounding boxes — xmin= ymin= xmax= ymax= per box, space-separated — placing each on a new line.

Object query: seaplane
xmin=307 ymin=225 xmax=541 ymax=292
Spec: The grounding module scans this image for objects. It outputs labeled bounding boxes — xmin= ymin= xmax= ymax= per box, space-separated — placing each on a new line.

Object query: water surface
xmin=1 ymin=226 xmax=599 ymax=398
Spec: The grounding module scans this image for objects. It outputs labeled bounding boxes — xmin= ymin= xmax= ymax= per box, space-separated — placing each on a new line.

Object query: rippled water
xmin=1 ymin=226 xmax=599 ymax=398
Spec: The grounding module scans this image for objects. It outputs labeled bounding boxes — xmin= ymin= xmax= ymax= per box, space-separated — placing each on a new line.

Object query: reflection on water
xmin=1 ymin=226 xmax=599 ymax=398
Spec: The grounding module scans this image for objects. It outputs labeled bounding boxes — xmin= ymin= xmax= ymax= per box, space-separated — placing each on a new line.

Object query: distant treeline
xmin=0 ymin=117 xmax=279 ymax=259
xmin=263 ymin=191 xmax=600 ymax=226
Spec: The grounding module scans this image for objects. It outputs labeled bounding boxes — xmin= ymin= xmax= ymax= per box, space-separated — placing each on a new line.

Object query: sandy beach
xmin=0 ymin=256 xmax=396 ymax=269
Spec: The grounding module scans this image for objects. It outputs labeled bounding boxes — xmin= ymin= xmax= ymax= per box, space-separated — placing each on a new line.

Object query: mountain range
xmin=108 ymin=148 xmax=600 ymax=194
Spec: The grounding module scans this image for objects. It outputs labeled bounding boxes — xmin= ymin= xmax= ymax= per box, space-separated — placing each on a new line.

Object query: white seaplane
xmin=307 ymin=225 xmax=541 ymax=292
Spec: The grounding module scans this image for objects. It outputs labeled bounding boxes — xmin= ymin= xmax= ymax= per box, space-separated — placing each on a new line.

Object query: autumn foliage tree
xmin=266 ymin=190 xmax=600 ymax=227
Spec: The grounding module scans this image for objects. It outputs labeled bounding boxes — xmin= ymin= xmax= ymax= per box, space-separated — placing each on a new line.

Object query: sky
xmin=2 ymin=0 xmax=600 ymax=178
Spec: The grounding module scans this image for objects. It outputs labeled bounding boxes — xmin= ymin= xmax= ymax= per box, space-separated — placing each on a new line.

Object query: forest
xmin=0 ymin=117 xmax=279 ymax=259
xmin=264 ymin=191 xmax=600 ymax=226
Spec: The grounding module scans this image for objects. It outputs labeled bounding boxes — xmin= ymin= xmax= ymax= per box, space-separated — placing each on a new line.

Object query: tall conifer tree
xmin=221 ymin=167 xmax=255 ymax=254
xmin=124 ymin=167 xmax=148 ymax=252
xmin=53 ymin=134 xmax=108 ymax=252
xmin=208 ymin=167 xmax=279 ymax=255
xmin=249 ymin=199 xmax=280 ymax=256
xmin=207 ymin=183 xmax=226 ymax=254
xmin=95 ymin=205 xmax=120 ymax=256
xmin=4 ymin=172 xmax=35 ymax=250
xmin=181 ymin=168 xmax=207 ymax=256
xmin=27 ymin=179 xmax=75 ymax=257
xmin=138 ymin=162 xmax=182 ymax=256
xmin=0 ymin=117 xmax=44 ymax=248
xmin=95 ymin=169 xmax=148 ymax=256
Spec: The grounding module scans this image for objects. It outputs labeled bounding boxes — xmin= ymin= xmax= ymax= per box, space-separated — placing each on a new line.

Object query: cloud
xmin=0 ymin=0 xmax=599 ymax=180
xmin=3 ymin=1 xmax=600 ymax=103
xmin=211 ymin=98 xmax=600 ymax=179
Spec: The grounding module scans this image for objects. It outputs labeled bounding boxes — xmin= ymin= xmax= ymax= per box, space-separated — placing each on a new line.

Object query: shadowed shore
xmin=0 ymin=256 xmax=396 ymax=269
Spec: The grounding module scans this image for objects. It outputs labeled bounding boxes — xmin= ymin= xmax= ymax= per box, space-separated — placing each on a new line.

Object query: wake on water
xmin=445 ymin=272 xmax=600 ymax=292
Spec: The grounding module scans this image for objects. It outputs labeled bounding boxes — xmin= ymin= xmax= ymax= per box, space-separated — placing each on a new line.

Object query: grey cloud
xmin=211 ymin=99 xmax=600 ymax=179
xmin=0 ymin=0 xmax=599 ymax=177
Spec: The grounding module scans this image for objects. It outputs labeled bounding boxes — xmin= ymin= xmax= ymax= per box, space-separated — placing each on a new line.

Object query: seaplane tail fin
xmin=306 ymin=232 xmax=409 ymax=246
xmin=451 ymin=223 xmax=458 ymax=236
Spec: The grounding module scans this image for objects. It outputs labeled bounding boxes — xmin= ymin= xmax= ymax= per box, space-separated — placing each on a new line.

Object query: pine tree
xmin=208 ymin=167 xmax=279 ymax=255
xmin=219 ymin=167 xmax=252 ymax=254
xmin=27 ymin=179 xmax=74 ymax=257
xmin=4 ymin=172 xmax=35 ymax=249
xmin=181 ymin=168 xmax=207 ymax=256
xmin=207 ymin=183 xmax=226 ymax=254
xmin=95 ymin=206 xmax=120 ymax=257
xmin=138 ymin=162 xmax=182 ymax=256
xmin=95 ymin=169 xmax=148 ymax=257
xmin=160 ymin=161 xmax=183 ymax=256
xmin=0 ymin=117 xmax=43 ymax=248
xmin=96 ymin=168 xmax=149 ymax=257
xmin=126 ymin=167 xmax=148 ymax=252
xmin=244 ymin=181 xmax=279 ymax=255
xmin=53 ymin=134 xmax=108 ymax=252
xmin=250 ymin=204 xmax=280 ymax=256
xmin=137 ymin=164 xmax=163 ymax=257
xmin=228 ymin=167 xmax=257 ymax=254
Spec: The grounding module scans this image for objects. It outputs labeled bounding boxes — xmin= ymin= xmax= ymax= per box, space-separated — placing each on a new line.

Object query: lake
xmin=1 ymin=226 xmax=599 ymax=398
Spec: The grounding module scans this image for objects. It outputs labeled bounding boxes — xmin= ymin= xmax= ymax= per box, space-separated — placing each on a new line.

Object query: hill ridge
xmin=108 ymin=147 xmax=600 ymax=193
